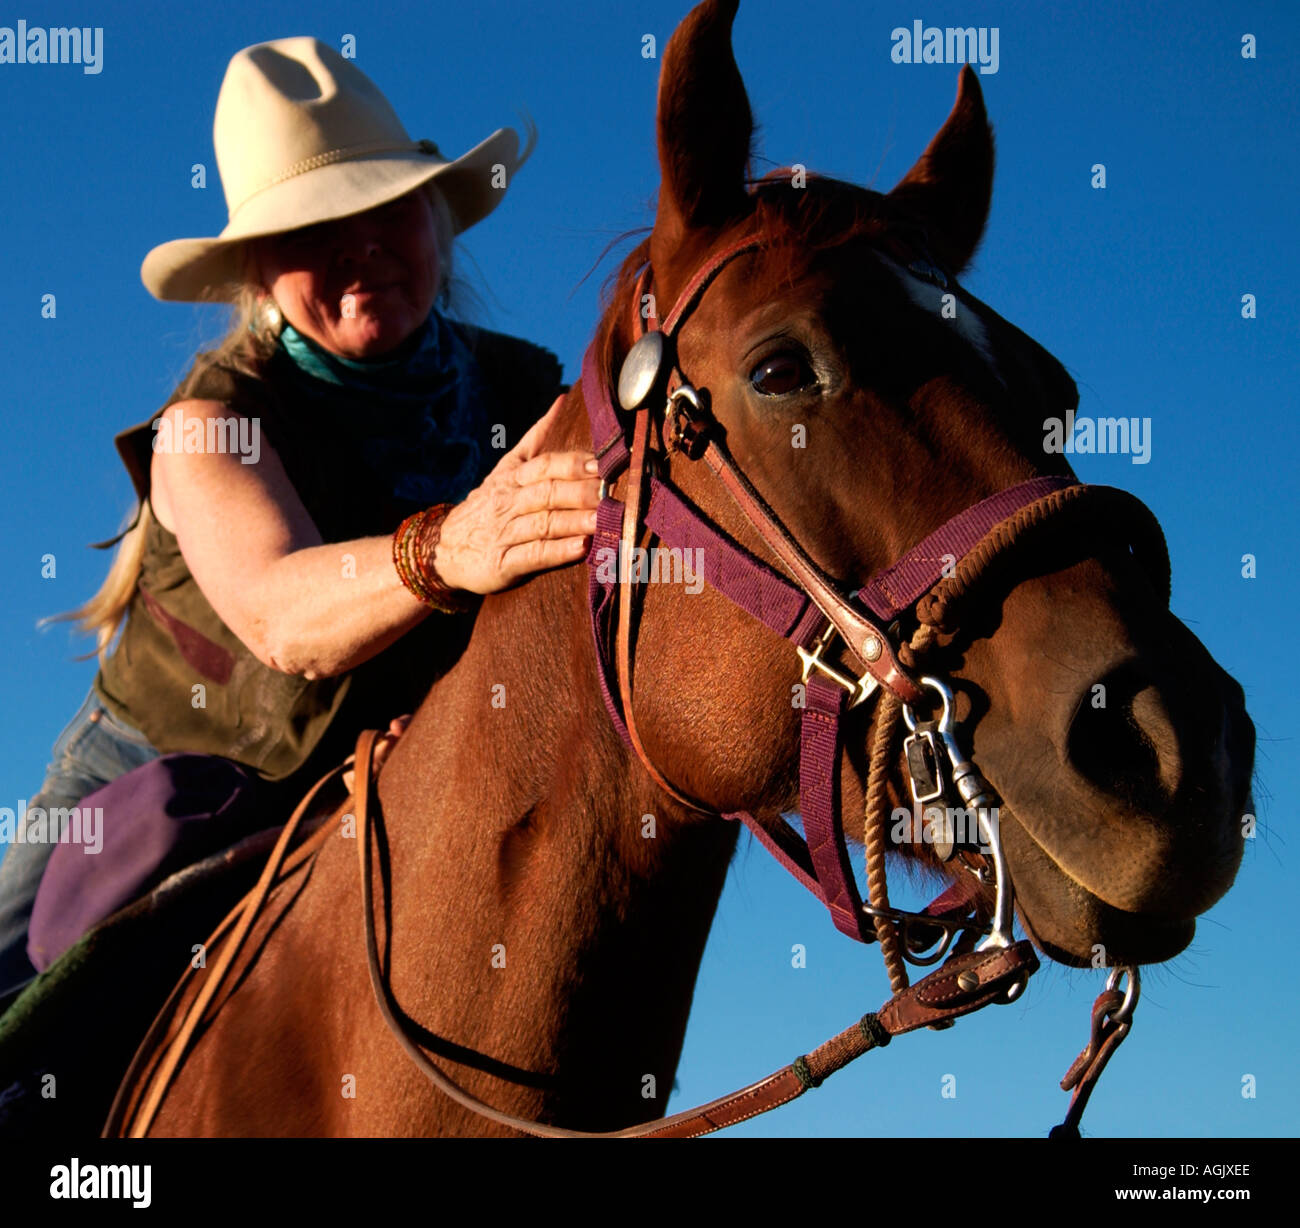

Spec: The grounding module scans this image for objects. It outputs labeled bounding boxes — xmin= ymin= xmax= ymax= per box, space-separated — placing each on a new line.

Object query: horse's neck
xmin=373 ymin=552 xmax=739 ymax=1128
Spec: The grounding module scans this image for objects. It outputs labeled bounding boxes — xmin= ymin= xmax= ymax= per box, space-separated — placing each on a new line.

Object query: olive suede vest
xmin=94 ymin=324 xmax=562 ymax=785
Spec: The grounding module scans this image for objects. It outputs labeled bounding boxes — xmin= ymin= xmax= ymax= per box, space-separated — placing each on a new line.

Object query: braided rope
xmin=862 ymin=483 xmax=1172 ymax=995
xmin=913 ymin=484 xmax=1170 ymax=639
xmin=864 ymin=688 xmax=909 ymax=993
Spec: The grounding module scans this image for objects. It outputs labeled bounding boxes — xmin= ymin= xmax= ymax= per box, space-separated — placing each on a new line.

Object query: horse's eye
xmin=750 ymin=352 xmax=815 ymax=397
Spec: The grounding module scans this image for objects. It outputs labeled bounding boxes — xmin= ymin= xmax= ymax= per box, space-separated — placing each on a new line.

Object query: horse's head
xmin=588 ymin=0 xmax=1253 ymax=969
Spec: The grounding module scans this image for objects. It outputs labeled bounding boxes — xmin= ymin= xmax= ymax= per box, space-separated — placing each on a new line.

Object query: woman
xmin=0 ymin=38 xmax=599 ymax=998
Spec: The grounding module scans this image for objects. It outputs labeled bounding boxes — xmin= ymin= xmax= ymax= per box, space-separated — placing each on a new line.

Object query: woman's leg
xmin=0 ymin=690 xmax=159 ymax=997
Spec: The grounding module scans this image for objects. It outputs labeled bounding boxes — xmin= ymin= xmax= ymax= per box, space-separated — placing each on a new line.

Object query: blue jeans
xmin=0 ymin=688 xmax=160 ymax=998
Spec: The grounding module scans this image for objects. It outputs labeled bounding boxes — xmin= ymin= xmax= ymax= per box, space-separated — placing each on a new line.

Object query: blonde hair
xmin=50 ymin=181 xmax=459 ymax=663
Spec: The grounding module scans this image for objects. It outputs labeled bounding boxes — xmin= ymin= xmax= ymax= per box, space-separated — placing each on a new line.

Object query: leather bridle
xmin=586 ymin=231 xmax=1069 ymax=954
xmin=578 ymin=228 xmax=1157 ymax=1130
xmin=110 ymin=227 xmax=1166 ymax=1140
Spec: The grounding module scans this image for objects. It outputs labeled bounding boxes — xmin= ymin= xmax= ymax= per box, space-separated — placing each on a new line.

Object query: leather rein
xmin=110 ymin=230 xmax=1160 ymax=1140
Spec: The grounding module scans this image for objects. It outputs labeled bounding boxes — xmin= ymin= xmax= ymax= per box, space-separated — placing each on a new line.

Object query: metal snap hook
xmin=902 ymin=675 xmax=955 ymax=734
xmin=900 ymin=674 xmax=1015 ymax=953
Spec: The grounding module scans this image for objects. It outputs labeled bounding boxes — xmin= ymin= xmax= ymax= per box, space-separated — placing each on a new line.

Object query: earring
xmin=258 ymin=298 xmax=283 ymax=337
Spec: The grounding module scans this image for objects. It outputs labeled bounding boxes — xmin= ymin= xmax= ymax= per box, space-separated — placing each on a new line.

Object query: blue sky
xmin=1 ymin=0 xmax=1296 ymax=1137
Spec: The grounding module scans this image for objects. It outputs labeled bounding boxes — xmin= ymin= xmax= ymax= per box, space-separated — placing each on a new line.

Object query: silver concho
xmin=617 ymin=331 xmax=668 ymax=411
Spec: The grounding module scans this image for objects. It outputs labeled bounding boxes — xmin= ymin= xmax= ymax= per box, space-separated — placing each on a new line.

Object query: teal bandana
xmin=275 ymin=307 xmax=489 ymax=513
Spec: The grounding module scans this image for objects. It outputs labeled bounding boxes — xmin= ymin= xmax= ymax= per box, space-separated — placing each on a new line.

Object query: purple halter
xmin=579 ymin=233 xmax=1075 ymax=944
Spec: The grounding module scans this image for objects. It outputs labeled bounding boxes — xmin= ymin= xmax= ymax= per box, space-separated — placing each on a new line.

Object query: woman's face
xmin=251 ymin=188 xmax=440 ymax=359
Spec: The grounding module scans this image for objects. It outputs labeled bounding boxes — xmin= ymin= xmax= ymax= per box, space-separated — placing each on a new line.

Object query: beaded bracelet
xmin=392 ymin=504 xmax=480 ymax=615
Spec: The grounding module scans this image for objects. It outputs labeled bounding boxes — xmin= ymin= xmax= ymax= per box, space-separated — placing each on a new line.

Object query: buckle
xmin=796 ymin=621 xmax=880 ymax=708
xmin=666 ymin=385 xmax=713 ymax=460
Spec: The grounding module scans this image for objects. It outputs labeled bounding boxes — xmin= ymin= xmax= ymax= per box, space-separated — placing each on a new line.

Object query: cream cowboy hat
xmin=141 ymin=37 xmax=528 ymax=302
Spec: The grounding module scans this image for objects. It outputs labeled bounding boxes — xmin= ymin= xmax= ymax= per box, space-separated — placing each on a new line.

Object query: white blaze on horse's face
xmin=877 ymin=252 xmax=1002 ymax=381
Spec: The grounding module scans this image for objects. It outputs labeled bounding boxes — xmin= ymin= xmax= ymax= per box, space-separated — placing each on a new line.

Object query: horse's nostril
xmin=1129 ymin=684 xmax=1183 ymax=799
xmin=1067 ymin=674 xmax=1181 ymax=813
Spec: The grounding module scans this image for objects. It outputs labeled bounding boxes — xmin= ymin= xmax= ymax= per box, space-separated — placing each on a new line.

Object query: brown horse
xmin=124 ymin=0 xmax=1253 ymax=1136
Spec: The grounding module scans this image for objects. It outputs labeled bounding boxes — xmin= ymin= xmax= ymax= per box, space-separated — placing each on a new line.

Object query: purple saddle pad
xmin=27 ymin=753 xmax=269 ymax=972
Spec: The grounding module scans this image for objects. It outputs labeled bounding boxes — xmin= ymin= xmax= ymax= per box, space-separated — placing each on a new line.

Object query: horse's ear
xmin=888 ymin=66 xmax=994 ymax=276
xmin=651 ymin=0 xmax=753 ymax=264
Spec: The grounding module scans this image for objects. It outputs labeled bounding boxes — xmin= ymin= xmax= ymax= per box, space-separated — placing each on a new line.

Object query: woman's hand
xmin=150 ymin=392 xmax=599 ymax=680
xmin=432 ymin=395 xmax=601 ymax=594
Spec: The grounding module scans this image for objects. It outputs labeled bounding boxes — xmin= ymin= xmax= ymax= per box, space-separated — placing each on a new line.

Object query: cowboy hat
xmin=141 ymin=37 xmax=528 ymax=302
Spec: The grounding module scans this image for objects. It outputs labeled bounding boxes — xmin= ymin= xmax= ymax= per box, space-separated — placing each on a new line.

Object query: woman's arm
xmin=149 ymin=395 xmax=598 ymax=679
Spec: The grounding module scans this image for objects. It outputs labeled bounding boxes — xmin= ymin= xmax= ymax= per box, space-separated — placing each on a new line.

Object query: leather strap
xmin=615 ymin=405 xmax=713 ymax=811
xmin=1050 ymin=985 xmax=1133 ymax=1138
xmin=352 ymin=716 xmax=1040 ymax=1138
xmin=109 ymin=727 xmax=1042 ymax=1142
xmin=660 ymin=236 xmax=765 ymax=335
xmin=642 ymin=942 xmax=1039 ymax=1138
xmin=698 ymin=436 xmax=924 ymax=703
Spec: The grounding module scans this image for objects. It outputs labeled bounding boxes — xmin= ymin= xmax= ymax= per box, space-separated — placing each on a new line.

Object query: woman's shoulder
xmin=112 ymin=350 xmax=290 ymax=507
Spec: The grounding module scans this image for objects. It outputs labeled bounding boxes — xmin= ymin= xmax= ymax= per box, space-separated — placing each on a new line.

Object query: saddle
xmin=27 ymin=753 xmax=281 ymax=973
xmin=0 ymin=754 xmax=349 ymax=1138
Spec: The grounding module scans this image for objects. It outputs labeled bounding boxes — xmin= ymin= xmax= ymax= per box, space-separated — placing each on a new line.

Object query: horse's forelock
xmin=593 ymin=175 xmax=897 ymax=364
xmin=742 ymin=173 xmax=960 ymax=292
